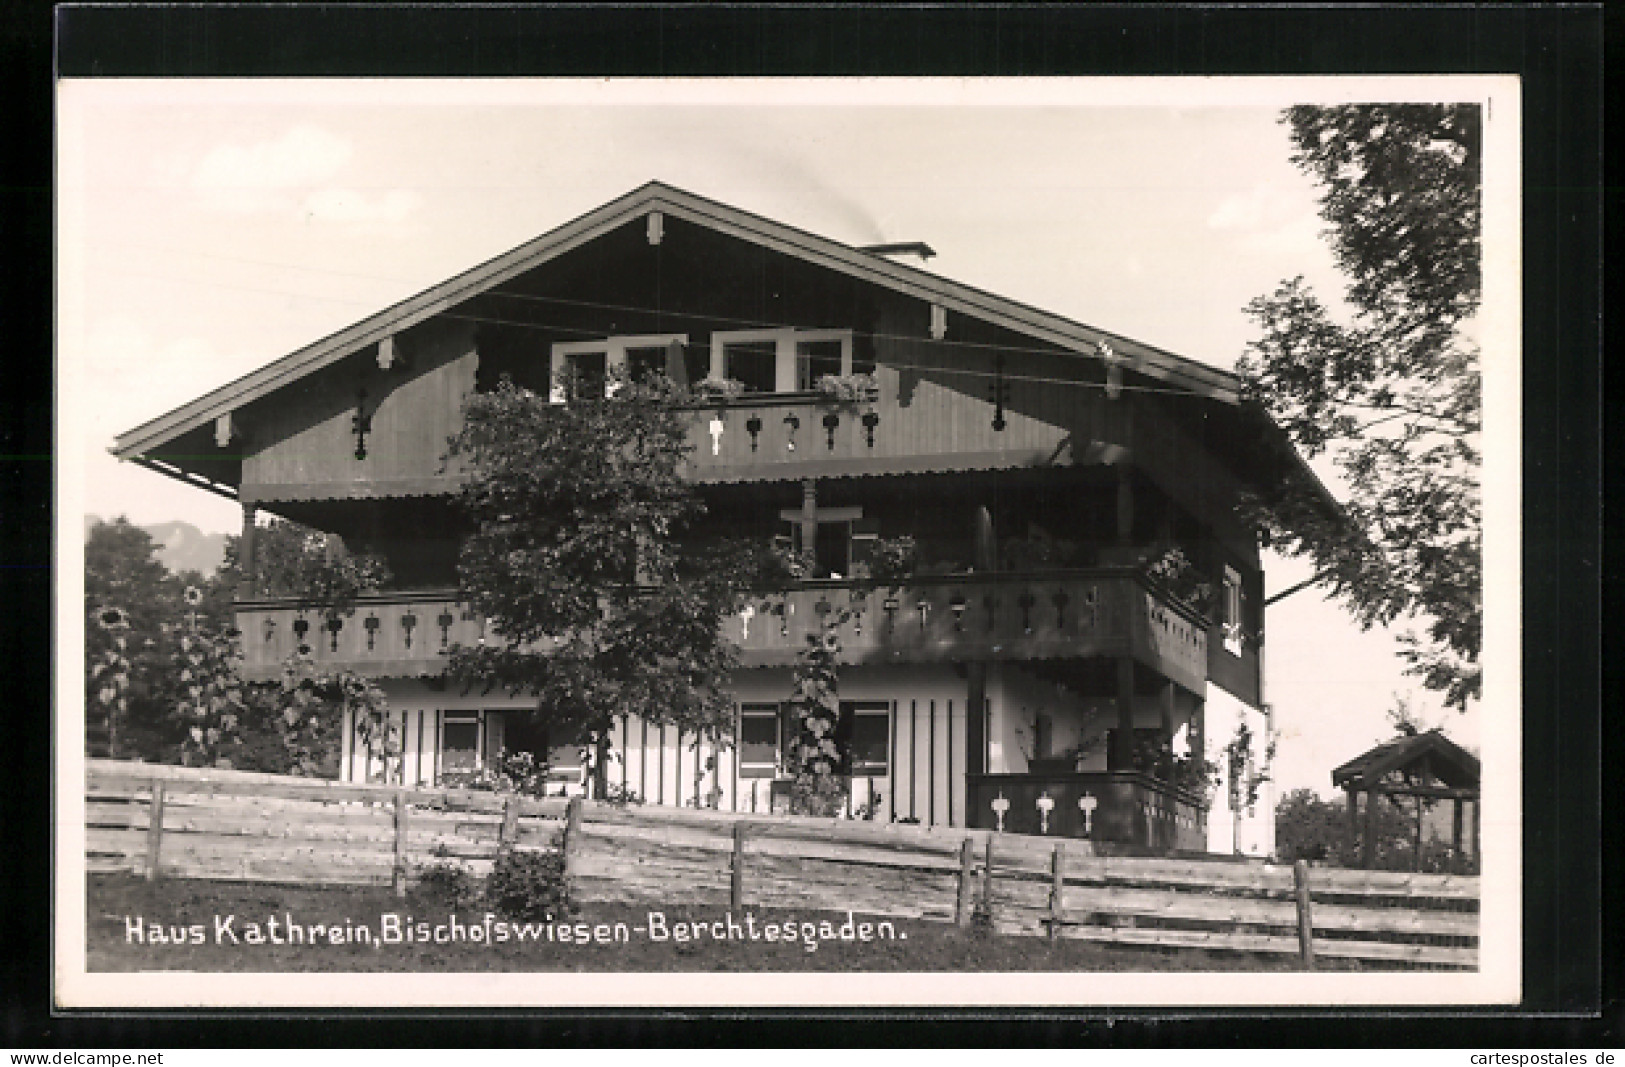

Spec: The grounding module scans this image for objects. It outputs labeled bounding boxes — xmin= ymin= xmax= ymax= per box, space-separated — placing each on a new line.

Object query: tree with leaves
xmin=445 ymin=375 xmax=781 ymax=794
xmin=1239 ymin=103 xmax=1482 ymax=708
xmin=87 ymin=515 xmax=392 ymax=775
xmin=86 ymin=519 xmax=192 ymax=757
xmin=1275 ymin=787 xmax=1411 ymax=866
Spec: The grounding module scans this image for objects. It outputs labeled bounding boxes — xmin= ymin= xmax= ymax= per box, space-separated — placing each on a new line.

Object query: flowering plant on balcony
xmin=250 ymin=519 xmax=392 ymax=621
xmin=692 ymin=376 xmax=748 ymax=402
xmin=1142 ymin=545 xmax=1214 ymax=618
xmin=999 ymin=531 xmax=1085 ymax=572
xmin=862 ymin=535 xmax=917 ymax=588
xmin=1132 ymin=732 xmax=1218 ymax=801
xmin=813 ymin=372 xmax=879 ymax=405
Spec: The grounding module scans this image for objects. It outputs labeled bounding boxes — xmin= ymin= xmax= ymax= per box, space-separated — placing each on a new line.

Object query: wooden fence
xmin=86 ymin=760 xmax=1478 ymax=969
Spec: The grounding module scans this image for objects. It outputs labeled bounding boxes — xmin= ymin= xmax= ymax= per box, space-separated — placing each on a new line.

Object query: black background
xmin=6 ymin=2 xmax=1609 ymax=1048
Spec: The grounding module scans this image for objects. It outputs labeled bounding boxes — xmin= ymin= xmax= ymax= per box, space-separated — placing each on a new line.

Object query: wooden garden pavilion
xmin=1332 ymin=729 xmax=1481 ymax=871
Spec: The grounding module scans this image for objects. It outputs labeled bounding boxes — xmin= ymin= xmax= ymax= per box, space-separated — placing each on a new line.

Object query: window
xmin=440 ymin=712 xmax=481 ymax=774
xmin=840 ymin=701 xmax=891 ymax=775
xmin=709 ymin=328 xmax=854 ymax=394
xmin=722 ymin=340 xmax=777 ymax=393
xmin=779 ymin=505 xmax=866 ymax=579
xmin=550 ymin=334 xmax=689 ymax=402
xmin=624 ymin=344 xmax=671 ymax=386
xmin=557 ymin=348 xmax=607 ymax=400
xmin=1221 ymin=565 xmax=1244 ymax=655
xmin=795 ymin=338 xmax=844 ymax=390
xmin=738 ymin=703 xmax=782 ymax=778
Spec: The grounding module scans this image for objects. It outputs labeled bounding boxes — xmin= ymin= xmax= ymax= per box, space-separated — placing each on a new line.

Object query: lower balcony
xmin=235 ymin=568 xmax=1208 ymax=689
xmin=966 ymin=771 xmax=1209 ymax=851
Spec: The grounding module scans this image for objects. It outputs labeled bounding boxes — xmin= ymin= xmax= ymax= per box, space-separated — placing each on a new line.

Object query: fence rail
xmin=85 ymin=760 xmax=1478 ymax=969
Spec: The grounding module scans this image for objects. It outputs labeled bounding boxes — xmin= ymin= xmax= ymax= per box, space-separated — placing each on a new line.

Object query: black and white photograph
xmin=55 ymin=75 xmax=1521 ymax=1008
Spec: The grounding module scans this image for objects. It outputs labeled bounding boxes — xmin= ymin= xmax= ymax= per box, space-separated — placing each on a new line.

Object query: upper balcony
xmin=674 ymin=378 xmax=1112 ymax=485
xmin=233 ymin=568 xmax=1209 ymax=692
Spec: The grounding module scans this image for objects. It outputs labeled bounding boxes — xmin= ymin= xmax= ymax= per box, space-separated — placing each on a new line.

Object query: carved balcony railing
xmin=676 ymin=386 xmax=1080 ymax=483
xmin=966 ymin=770 xmax=1209 ymax=851
xmin=236 ymin=590 xmax=483 ymax=682
xmin=234 ymin=568 xmax=1209 ymax=689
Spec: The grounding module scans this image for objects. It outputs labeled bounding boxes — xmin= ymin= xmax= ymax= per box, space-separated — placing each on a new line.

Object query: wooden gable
xmin=112 ymin=180 xmax=1336 ymax=533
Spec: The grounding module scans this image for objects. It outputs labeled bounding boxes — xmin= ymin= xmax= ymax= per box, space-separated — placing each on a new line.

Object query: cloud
xmin=188 ymin=125 xmax=420 ymax=227
xmin=1207 ymin=184 xmax=1274 ymax=230
xmin=300 ymin=187 xmax=422 ymax=225
xmin=192 ymin=125 xmax=353 ymax=212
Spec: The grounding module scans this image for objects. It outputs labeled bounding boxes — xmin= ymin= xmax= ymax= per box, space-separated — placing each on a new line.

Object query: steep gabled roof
xmin=1331 ymin=729 xmax=1481 ymax=793
xmin=112 ymin=180 xmax=1247 ymax=460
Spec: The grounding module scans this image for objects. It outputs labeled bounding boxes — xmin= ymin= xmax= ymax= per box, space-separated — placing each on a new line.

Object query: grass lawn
xmin=86 ymin=874 xmax=1326 ymax=973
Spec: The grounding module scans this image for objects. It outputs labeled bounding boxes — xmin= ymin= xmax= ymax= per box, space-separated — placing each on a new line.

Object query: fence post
xmin=1293 ymin=859 xmax=1317 ymax=970
xmin=1049 ymin=844 xmax=1065 ymax=940
xmin=730 ymin=821 xmax=748 ymax=912
xmin=392 ymin=789 xmax=408 ymax=898
xmin=561 ymin=796 xmax=583 ymax=880
xmin=145 ymin=781 xmax=166 ymax=881
xmin=980 ymin=835 xmax=996 ymax=924
xmin=498 ymin=796 xmax=519 ymax=855
xmin=955 ymin=838 xmax=975 ymax=927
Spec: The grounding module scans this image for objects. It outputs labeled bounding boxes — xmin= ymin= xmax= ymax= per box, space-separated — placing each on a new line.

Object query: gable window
xmin=1220 ymin=565 xmax=1244 ymax=656
xmin=721 ymin=339 xmax=778 ymax=393
xmin=795 ymin=338 xmax=845 ymax=390
xmin=738 ymin=703 xmax=782 ymax=778
xmin=710 ymin=328 xmax=855 ymax=394
xmin=550 ymin=333 xmax=689 ymax=402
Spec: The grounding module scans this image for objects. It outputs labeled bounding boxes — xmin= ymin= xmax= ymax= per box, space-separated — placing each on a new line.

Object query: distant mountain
xmin=84 ymin=515 xmax=229 ymax=576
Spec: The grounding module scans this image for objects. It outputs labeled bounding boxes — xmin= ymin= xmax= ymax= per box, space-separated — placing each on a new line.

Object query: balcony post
xmin=1112 ymin=656 xmax=1136 ymax=772
xmin=1116 ymin=466 xmax=1134 ymax=546
xmin=965 ymin=662 xmax=986 ymax=776
xmin=1191 ymin=697 xmax=1205 ymax=773
xmin=238 ymin=502 xmax=258 ymax=599
xmin=799 ymin=478 xmax=818 ymax=574
xmin=1159 ymin=678 xmax=1176 ymax=783
xmin=974 ymin=505 xmax=996 ymax=570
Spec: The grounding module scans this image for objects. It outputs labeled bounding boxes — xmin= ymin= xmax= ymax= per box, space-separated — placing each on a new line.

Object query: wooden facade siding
xmin=239 ymin=317 xmax=476 ymax=496
xmin=114 ymin=183 xmax=1249 ymax=463
xmin=236 ymin=374 xmax=1111 ymax=502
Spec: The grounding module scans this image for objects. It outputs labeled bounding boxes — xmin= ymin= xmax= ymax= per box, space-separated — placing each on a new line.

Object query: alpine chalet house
xmin=112 ymin=182 xmax=1332 ymax=856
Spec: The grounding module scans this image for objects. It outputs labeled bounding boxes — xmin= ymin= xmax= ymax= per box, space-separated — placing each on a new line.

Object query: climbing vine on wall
xmin=785 ymin=624 xmax=846 ymax=817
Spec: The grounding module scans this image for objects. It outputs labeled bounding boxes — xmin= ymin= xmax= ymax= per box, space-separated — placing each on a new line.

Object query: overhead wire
xmin=88 ymin=243 xmax=1236 ymax=400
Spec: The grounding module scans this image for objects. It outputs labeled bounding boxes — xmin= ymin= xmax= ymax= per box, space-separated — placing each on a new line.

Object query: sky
xmin=57 ymin=77 xmax=1516 ymax=800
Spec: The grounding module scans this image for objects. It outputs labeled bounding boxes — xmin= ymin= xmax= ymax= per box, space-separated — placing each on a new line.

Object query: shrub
xmin=484 ymin=847 xmax=572 ymax=921
xmin=414 ymin=863 xmax=480 ymax=910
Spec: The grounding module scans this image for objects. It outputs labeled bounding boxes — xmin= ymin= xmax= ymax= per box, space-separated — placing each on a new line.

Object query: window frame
xmin=710 ymin=328 xmax=854 ymax=394
xmin=840 ymin=700 xmax=892 ymax=776
xmin=549 ymin=333 xmax=690 ymax=402
xmin=439 ymin=710 xmax=484 ymax=774
xmin=1221 ymin=564 xmax=1244 ymax=656
xmin=737 ymin=702 xmax=783 ymax=779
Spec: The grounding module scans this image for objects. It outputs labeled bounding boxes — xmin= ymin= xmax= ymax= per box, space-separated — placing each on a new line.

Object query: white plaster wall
xmin=1203 ymin=685 xmax=1276 ymax=857
xmin=987 ymin=663 xmax=1109 ymax=772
